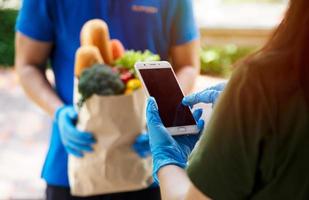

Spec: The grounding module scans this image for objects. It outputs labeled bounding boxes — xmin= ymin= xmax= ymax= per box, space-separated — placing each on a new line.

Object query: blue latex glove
xmin=182 ymin=82 xmax=226 ymax=107
xmin=146 ymin=97 xmax=204 ymax=183
xmin=55 ymin=105 xmax=96 ymax=158
xmin=133 ymin=133 xmax=151 ymax=158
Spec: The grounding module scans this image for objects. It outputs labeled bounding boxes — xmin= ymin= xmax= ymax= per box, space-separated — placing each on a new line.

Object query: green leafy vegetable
xmin=114 ymin=50 xmax=160 ymax=70
xmin=78 ymin=64 xmax=125 ymax=106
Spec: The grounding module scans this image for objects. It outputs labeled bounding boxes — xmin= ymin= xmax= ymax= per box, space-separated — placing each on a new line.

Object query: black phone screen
xmin=139 ymin=68 xmax=196 ymax=127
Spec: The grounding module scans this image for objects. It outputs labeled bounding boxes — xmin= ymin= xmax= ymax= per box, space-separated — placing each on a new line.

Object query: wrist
xmin=47 ymin=97 xmax=64 ymax=118
xmin=153 ymin=158 xmax=187 ymax=184
xmin=152 ymin=146 xmax=187 ymax=183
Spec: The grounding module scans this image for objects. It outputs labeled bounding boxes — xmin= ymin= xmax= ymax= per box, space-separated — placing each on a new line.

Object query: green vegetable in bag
xmin=78 ymin=64 xmax=125 ymax=106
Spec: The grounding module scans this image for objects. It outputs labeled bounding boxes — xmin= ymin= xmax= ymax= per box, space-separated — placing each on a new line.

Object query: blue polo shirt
xmin=16 ymin=0 xmax=198 ymax=187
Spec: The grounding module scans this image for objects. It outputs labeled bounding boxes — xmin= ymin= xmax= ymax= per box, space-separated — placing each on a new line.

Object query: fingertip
xmin=147 ymin=97 xmax=158 ymax=112
xmin=197 ymin=119 xmax=205 ymax=131
xmin=216 ymin=82 xmax=227 ymax=91
xmin=182 ymin=95 xmax=196 ymax=108
xmin=209 ymin=91 xmax=221 ymax=105
xmin=193 ymin=108 xmax=203 ymax=121
xmin=196 ymin=108 xmax=203 ymax=115
xmin=83 ymin=146 xmax=94 ymax=152
xmin=89 ymin=138 xmax=97 ymax=144
xmin=84 ymin=131 xmax=94 ymax=138
xmin=81 ymin=132 xmax=96 ymax=144
xmin=182 ymin=97 xmax=189 ymax=105
xmin=66 ymin=147 xmax=84 ymax=158
xmin=67 ymin=107 xmax=78 ymax=119
xmin=140 ymin=151 xmax=148 ymax=158
xmin=147 ymin=96 xmax=156 ymax=105
xmin=89 ymin=136 xmax=97 ymax=144
xmin=182 ymin=96 xmax=194 ymax=106
xmin=74 ymin=153 xmax=84 ymax=158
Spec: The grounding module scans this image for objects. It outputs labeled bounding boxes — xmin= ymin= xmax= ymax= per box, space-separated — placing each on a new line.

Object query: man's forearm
xmin=170 ymin=39 xmax=200 ymax=95
xmin=176 ymin=66 xmax=199 ymax=95
xmin=17 ymin=64 xmax=63 ymax=117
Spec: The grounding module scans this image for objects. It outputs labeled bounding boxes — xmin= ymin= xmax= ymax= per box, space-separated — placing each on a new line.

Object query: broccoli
xmin=78 ymin=64 xmax=125 ymax=106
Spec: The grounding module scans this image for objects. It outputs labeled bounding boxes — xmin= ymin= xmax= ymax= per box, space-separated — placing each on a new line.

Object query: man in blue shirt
xmin=15 ymin=0 xmax=199 ymax=199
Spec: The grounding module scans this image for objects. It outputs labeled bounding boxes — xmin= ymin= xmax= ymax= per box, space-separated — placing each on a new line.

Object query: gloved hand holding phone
xmin=146 ymin=97 xmax=204 ymax=183
xmin=146 ymin=83 xmax=226 ymax=183
xmin=55 ymin=105 xmax=96 ymax=158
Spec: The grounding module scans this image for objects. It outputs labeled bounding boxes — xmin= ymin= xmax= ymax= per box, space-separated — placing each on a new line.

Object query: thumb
xmin=146 ymin=97 xmax=164 ymax=127
xmin=146 ymin=97 xmax=173 ymax=147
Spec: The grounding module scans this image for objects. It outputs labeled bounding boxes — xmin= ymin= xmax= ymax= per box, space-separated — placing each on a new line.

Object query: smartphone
xmin=135 ymin=61 xmax=199 ymax=135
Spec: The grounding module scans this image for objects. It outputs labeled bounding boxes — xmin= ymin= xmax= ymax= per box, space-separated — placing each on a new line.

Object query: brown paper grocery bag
xmin=68 ymin=88 xmax=153 ymax=196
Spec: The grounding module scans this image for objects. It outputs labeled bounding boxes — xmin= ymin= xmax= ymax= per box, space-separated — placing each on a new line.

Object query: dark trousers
xmin=46 ymin=185 xmax=161 ymax=200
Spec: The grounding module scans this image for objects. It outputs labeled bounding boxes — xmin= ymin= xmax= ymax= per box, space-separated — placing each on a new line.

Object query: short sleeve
xmin=187 ymin=65 xmax=270 ymax=199
xmin=16 ymin=0 xmax=53 ymax=42
xmin=170 ymin=0 xmax=199 ymax=45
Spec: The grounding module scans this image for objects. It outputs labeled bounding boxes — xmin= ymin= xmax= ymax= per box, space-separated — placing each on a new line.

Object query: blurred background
xmin=0 ymin=0 xmax=287 ymax=199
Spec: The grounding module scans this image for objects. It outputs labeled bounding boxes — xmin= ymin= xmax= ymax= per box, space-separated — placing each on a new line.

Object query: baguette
xmin=80 ymin=19 xmax=113 ymax=64
xmin=74 ymin=45 xmax=103 ymax=77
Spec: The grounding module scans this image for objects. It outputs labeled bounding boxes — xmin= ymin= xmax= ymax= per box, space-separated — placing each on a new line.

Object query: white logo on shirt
xmin=131 ymin=5 xmax=158 ymax=14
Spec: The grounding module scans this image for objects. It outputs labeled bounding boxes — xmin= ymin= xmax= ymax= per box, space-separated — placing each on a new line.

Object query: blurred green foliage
xmin=0 ymin=9 xmax=18 ymax=67
xmin=200 ymin=45 xmax=256 ymax=77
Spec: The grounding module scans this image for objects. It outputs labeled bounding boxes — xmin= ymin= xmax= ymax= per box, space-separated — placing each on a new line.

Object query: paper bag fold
xmin=69 ymin=88 xmax=152 ymax=196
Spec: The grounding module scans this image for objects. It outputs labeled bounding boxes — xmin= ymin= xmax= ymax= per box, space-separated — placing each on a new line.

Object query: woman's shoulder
xmin=228 ymin=51 xmax=300 ymax=115
xmin=234 ymin=51 xmax=297 ymax=89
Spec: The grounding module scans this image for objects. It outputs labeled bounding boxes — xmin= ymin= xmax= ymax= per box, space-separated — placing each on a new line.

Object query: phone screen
xmin=139 ymin=68 xmax=196 ymax=127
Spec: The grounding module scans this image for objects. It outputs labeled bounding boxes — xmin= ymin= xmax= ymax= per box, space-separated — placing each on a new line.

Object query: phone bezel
xmin=135 ymin=61 xmax=199 ymax=135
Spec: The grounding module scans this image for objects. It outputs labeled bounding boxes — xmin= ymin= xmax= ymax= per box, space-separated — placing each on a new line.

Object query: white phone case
xmin=135 ymin=61 xmax=199 ymax=135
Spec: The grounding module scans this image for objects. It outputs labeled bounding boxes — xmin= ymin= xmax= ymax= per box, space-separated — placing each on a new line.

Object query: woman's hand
xmin=182 ymin=82 xmax=226 ymax=107
xmin=146 ymin=97 xmax=204 ymax=183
